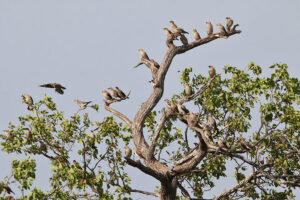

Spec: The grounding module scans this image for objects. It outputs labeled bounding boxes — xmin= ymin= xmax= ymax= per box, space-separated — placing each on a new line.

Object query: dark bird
xmin=102 ymin=90 xmax=113 ymax=101
xmin=74 ymin=99 xmax=92 ymax=109
xmin=40 ymin=142 xmax=47 ymax=152
xmin=21 ymin=94 xmax=33 ymax=110
xmin=125 ymin=146 xmax=132 ymax=158
xmin=115 ymin=87 xmax=127 ymax=99
xmin=193 ymin=29 xmax=201 ymax=41
xmin=138 ymin=49 xmax=149 ymax=60
xmin=226 ymin=17 xmax=233 ymax=31
xmin=216 ymin=23 xmax=227 ymax=35
xmin=170 ymin=20 xmax=189 ymax=34
xmin=206 ymin=21 xmax=213 ymax=35
xmin=208 ymin=65 xmax=216 ymax=77
xmin=39 ymin=83 xmax=66 ymax=94
xmin=3 ymin=185 xmax=14 ymax=195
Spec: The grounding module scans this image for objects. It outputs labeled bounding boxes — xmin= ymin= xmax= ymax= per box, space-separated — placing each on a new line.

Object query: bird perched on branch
xmin=21 ymin=94 xmax=33 ymax=110
xmin=226 ymin=17 xmax=233 ymax=31
xmin=180 ymin=34 xmax=188 ymax=46
xmin=184 ymin=83 xmax=192 ymax=96
xmin=40 ymin=142 xmax=47 ymax=152
xmin=125 ymin=146 xmax=132 ymax=158
xmin=150 ymin=59 xmax=160 ymax=69
xmin=187 ymin=112 xmax=198 ymax=126
xmin=216 ymin=23 xmax=227 ymax=35
xmin=206 ymin=21 xmax=213 ymax=35
xmin=73 ymin=160 xmax=83 ymax=171
xmin=238 ymin=138 xmax=251 ymax=151
xmin=208 ymin=115 xmax=219 ymax=135
xmin=218 ymin=138 xmax=229 ymax=150
xmin=39 ymin=83 xmax=66 ymax=94
xmin=25 ymin=129 xmax=32 ymax=141
xmin=208 ymin=65 xmax=216 ymax=77
xmin=115 ymin=87 xmax=127 ymax=99
xmin=1 ymin=184 xmax=14 ymax=195
xmin=164 ymin=99 xmax=177 ymax=112
xmin=163 ymin=28 xmax=178 ymax=40
xmin=169 ymin=20 xmax=189 ymax=34
xmin=4 ymin=130 xmax=12 ymax=140
xmin=193 ymin=29 xmax=201 ymax=41
xmin=107 ymin=87 xmax=119 ymax=98
xmin=177 ymin=104 xmax=189 ymax=115
xmin=74 ymin=99 xmax=92 ymax=109
xmin=138 ymin=49 xmax=149 ymax=60
xmin=102 ymin=90 xmax=113 ymax=101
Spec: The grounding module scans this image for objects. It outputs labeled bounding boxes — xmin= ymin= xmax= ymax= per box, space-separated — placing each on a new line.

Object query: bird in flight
xmin=39 ymin=83 xmax=66 ymax=94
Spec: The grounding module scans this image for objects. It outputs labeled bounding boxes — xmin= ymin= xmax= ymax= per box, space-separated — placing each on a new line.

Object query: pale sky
xmin=0 ymin=1 xmax=299 ymax=199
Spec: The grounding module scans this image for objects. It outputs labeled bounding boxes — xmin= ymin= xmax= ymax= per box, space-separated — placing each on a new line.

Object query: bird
xmin=39 ymin=83 xmax=66 ymax=94
xmin=226 ymin=17 xmax=233 ymax=31
xmin=208 ymin=115 xmax=219 ymax=134
xmin=180 ymin=34 xmax=188 ymax=46
xmin=206 ymin=21 xmax=213 ymax=35
xmin=163 ymin=28 xmax=178 ymax=40
xmin=74 ymin=99 xmax=92 ymax=109
xmin=187 ymin=112 xmax=198 ymax=126
xmin=89 ymin=131 xmax=95 ymax=140
xmin=107 ymin=87 xmax=119 ymax=98
xmin=25 ymin=129 xmax=32 ymax=140
xmin=169 ymin=20 xmax=189 ymax=34
xmin=21 ymin=94 xmax=33 ymax=110
xmin=115 ymin=87 xmax=127 ymax=99
xmin=102 ymin=90 xmax=113 ymax=101
xmin=193 ymin=29 xmax=201 ymax=41
xmin=89 ymin=131 xmax=96 ymax=147
xmin=177 ymin=104 xmax=189 ymax=115
xmin=218 ymin=139 xmax=229 ymax=150
xmin=216 ymin=23 xmax=227 ymax=35
xmin=150 ymin=59 xmax=160 ymax=69
xmin=4 ymin=130 xmax=12 ymax=140
xmin=164 ymin=99 xmax=177 ymax=112
xmin=3 ymin=185 xmax=14 ymax=195
xmin=39 ymin=142 xmax=47 ymax=152
xmin=184 ymin=83 xmax=192 ymax=96
xmin=208 ymin=65 xmax=216 ymax=77
xmin=138 ymin=49 xmax=149 ymax=60
xmin=125 ymin=146 xmax=132 ymax=158
xmin=239 ymin=138 xmax=251 ymax=151
xmin=203 ymin=127 xmax=213 ymax=141
xmin=73 ymin=160 xmax=83 ymax=171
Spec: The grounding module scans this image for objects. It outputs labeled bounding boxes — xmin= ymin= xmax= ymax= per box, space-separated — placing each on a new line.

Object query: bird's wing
xmin=39 ymin=83 xmax=54 ymax=88
xmin=55 ymin=87 xmax=64 ymax=94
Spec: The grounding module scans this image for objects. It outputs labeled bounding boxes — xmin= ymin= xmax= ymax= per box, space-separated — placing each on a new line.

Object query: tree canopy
xmin=1 ymin=19 xmax=299 ymax=200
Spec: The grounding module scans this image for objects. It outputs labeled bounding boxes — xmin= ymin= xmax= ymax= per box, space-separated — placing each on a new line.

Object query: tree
xmin=1 ymin=19 xmax=299 ymax=200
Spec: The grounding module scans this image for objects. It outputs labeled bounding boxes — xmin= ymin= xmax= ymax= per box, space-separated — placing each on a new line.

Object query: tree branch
xmin=104 ymin=101 xmax=132 ymax=127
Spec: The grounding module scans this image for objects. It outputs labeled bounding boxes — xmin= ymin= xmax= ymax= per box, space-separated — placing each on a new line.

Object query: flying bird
xmin=184 ymin=83 xmax=192 ymax=96
xmin=74 ymin=99 xmax=92 ymax=109
xmin=193 ymin=29 xmax=201 ymax=41
xmin=125 ymin=146 xmax=132 ymax=158
xmin=39 ymin=83 xmax=66 ymax=94
xmin=169 ymin=20 xmax=189 ymax=34
xmin=206 ymin=21 xmax=213 ymax=35
xmin=21 ymin=94 xmax=33 ymax=110
xmin=208 ymin=65 xmax=216 ymax=77
xmin=226 ymin=17 xmax=233 ymax=31
xmin=102 ymin=90 xmax=113 ymax=101
xmin=216 ymin=23 xmax=227 ymax=35
xmin=138 ymin=49 xmax=149 ymax=60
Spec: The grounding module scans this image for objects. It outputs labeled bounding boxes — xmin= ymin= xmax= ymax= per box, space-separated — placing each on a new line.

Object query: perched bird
xmin=226 ymin=17 xmax=233 ymax=31
xmin=208 ymin=65 xmax=216 ymax=77
xmin=25 ymin=129 xmax=32 ymax=140
xmin=239 ymin=138 xmax=251 ymax=151
xmin=107 ymin=87 xmax=119 ymax=98
xmin=150 ymin=59 xmax=160 ymax=69
xmin=39 ymin=83 xmax=66 ymax=94
xmin=218 ymin=138 xmax=229 ymax=150
xmin=125 ymin=146 xmax=132 ymax=158
xmin=115 ymin=87 xmax=127 ymax=99
xmin=203 ymin=127 xmax=213 ymax=141
xmin=138 ymin=49 xmax=149 ymax=60
xmin=74 ymin=99 xmax=92 ymax=109
xmin=164 ymin=99 xmax=177 ymax=112
xmin=216 ymin=23 xmax=227 ymax=35
xmin=89 ymin=131 xmax=95 ymax=140
xmin=193 ymin=29 xmax=201 ymax=41
xmin=89 ymin=131 xmax=96 ymax=147
xmin=187 ymin=112 xmax=198 ymax=126
xmin=180 ymin=34 xmax=188 ymax=46
xmin=4 ymin=130 xmax=12 ymax=140
xmin=73 ymin=160 xmax=83 ymax=170
xmin=206 ymin=21 xmax=213 ymax=35
xmin=21 ymin=94 xmax=33 ymax=110
xmin=102 ymin=90 xmax=113 ymax=101
xmin=177 ymin=104 xmax=189 ymax=115
xmin=40 ymin=142 xmax=47 ymax=152
xmin=3 ymin=185 xmax=14 ymax=195
xmin=169 ymin=20 xmax=189 ymax=34
xmin=208 ymin=115 xmax=219 ymax=134
xmin=184 ymin=83 xmax=192 ymax=96
xmin=163 ymin=28 xmax=178 ymax=40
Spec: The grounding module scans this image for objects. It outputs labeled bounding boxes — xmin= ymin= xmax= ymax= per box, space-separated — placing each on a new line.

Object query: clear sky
xmin=0 ymin=1 xmax=299 ymax=199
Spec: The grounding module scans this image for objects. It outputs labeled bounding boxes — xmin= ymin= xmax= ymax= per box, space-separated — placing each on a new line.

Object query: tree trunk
xmin=160 ymin=177 xmax=177 ymax=200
